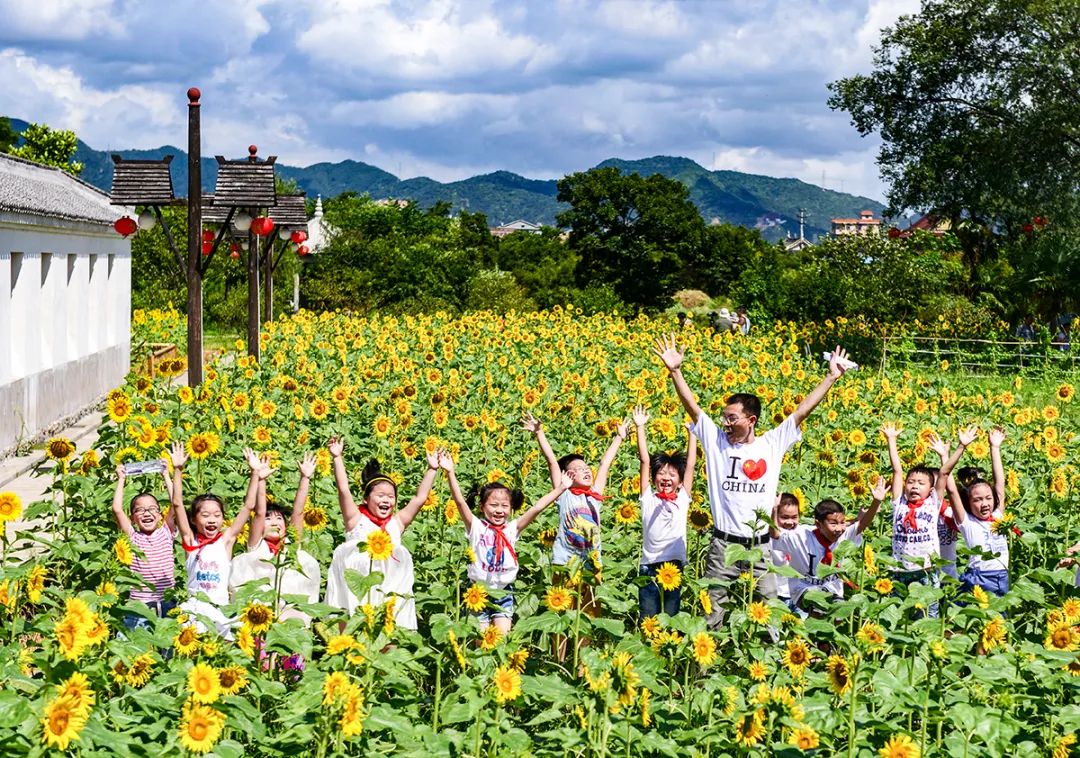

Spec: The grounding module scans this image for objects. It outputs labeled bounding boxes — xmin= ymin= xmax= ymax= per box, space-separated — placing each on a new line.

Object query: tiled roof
xmin=269 ymin=194 xmax=309 ymax=227
xmin=0 ymin=152 xmax=124 ymax=225
xmin=109 ymin=155 xmax=176 ymax=206
xmin=212 ymin=155 xmax=277 ymax=207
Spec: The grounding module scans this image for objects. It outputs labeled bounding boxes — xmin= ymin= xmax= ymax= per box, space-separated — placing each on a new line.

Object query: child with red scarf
xmin=441 ymin=452 xmax=572 ymax=632
xmin=324 ymin=436 xmax=440 ymax=630
xmin=769 ymin=477 xmax=886 ymax=612
xmin=631 ymin=405 xmax=697 ymax=619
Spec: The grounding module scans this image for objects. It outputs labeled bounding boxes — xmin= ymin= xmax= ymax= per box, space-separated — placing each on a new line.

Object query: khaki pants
xmin=704 ymin=534 xmax=777 ymax=629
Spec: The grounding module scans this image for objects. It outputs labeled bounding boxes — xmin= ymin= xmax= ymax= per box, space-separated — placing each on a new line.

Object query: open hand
xmin=632 ymin=405 xmax=649 ymax=427
xmin=926 ymin=432 xmax=949 ymax=460
xmin=327 ymin=436 xmax=344 ymax=459
xmin=958 ymin=426 xmax=979 ymax=447
xmin=169 ymin=440 xmax=189 ymax=469
xmin=828 ymin=345 xmax=852 ymax=379
xmin=520 ymin=413 xmax=541 ymax=434
xmin=652 ymin=334 xmax=685 ymax=372
xmin=871 ymin=474 xmax=888 ymax=502
xmin=988 ymin=426 xmax=1006 ymax=447
xmin=880 ymin=421 xmax=902 ymax=440
xmin=298 ymin=452 xmax=316 ymax=479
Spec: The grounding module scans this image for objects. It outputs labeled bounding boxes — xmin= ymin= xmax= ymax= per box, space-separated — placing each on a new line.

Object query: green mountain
xmin=6 ymin=117 xmax=884 ymax=240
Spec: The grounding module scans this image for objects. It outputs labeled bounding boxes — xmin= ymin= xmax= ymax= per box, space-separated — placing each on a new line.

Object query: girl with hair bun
xmin=324 ymin=436 xmax=440 ymax=630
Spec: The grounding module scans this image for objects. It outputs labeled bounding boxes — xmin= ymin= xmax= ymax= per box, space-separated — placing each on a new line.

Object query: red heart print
xmin=742 ymin=459 xmax=767 ymax=481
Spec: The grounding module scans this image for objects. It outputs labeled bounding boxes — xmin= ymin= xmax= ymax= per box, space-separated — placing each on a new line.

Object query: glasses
xmin=132 ymin=507 xmax=159 ymax=516
xmin=565 ymin=466 xmax=591 ymax=475
xmin=722 ymin=414 xmax=751 ymax=424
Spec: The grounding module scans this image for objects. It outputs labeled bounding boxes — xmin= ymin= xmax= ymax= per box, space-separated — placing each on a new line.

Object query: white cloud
xmin=0 ymin=0 xmax=118 ymax=41
xmin=596 ymin=1 xmax=688 ymax=38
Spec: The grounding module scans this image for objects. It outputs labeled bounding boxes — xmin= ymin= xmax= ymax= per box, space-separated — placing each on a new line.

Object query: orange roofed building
xmin=831 ymin=210 xmax=881 ymax=237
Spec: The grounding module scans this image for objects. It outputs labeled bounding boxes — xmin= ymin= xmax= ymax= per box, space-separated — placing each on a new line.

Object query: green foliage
xmin=0 ymin=117 xmax=17 ymax=153
xmin=6 ymin=121 xmax=83 ymax=176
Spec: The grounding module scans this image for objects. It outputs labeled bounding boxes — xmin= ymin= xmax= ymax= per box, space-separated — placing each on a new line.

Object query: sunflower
xmin=464 ymin=583 xmax=490 ymax=613
xmin=981 ymin=616 xmax=1006 ymax=651
xmin=782 ymin=638 xmax=811 ymax=677
xmin=688 ymin=506 xmax=712 ymax=531
xmin=240 ymin=602 xmax=274 ymax=634
xmin=252 ymin=426 xmax=273 ymax=446
xmin=691 ymin=632 xmax=717 ymax=667
xmin=1046 ymin=624 xmax=1079 ymax=652
xmin=173 ymin=625 xmax=201 ymax=657
xmin=615 ymin=501 xmax=639 ymax=524
xmin=310 ymin=398 xmax=330 ymax=420
xmin=126 ymin=653 xmax=155 ymax=687
xmin=878 ymin=733 xmax=920 ymax=758
xmin=1055 ymin=734 xmax=1078 ymax=758
xmin=699 ymin=589 xmax=712 ymax=617
xmin=789 ymin=725 xmax=820 ymax=750
xmin=848 ymin=429 xmax=867 ymax=447
xmin=480 ymin=625 xmax=503 ymax=651
xmin=56 ymin=671 xmax=95 ymax=716
xmin=655 ymin=562 xmax=682 ymax=591
xmin=874 ymin=577 xmax=893 ymax=594
xmin=255 ymin=399 xmax=277 ymax=419
xmin=826 ymin=654 xmax=853 ymax=695
xmin=971 ymin=585 xmax=990 ymax=609
xmin=323 ymin=671 xmax=355 ymax=704
xmin=114 ymin=536 xmax=134 ymax=566
xmin=492 ymin=664 xmax=522 ymax=704
xmin=217 ymin=665 xmax=248 ymax=696
xmin=45 ymin=437 xmax=76 ymax=463
xmin=365 ymin=529 xmax=394 ymax=561
xmin=41 ymin=694 xmax=88 ymax=751
xmin=545 ymin=586 xmax=573 ymax=613
xmin=177 ymin=386 xmax=195 ymax=404
xmin=538 ymin=528 xmax=556 ymax=549
xmin=857 ymin=621 xmax=888 ymax=653
xmin=734 ymin=710 xmax=766 ymax=747
xmin=641 ymin=615 xmax=661 ymax=638
xmin=0 ymin=491 xmax=23 ymax=522
xmin=54 ymin=616 xmax=90 ymax=661
xmin=186 ymin=432 xmax=220 ymax=460
xmin=373 ymin=415 xmax=392 ymax=437
xmin=748 ymin=660 xmax=769 ymax=681
xmin=340 ymin=690 xmax=367 ymax=737
xmin=26 ymin=564 xmax=46 ymax=603
xmin=188 ymin=662 xmax=221 ymax=704
xmin=301 ymin=505 xmax=328 ymax=531
xmin=1047 ymin=443 xmax=1067 ymax=463
xmin=178 ymin=701 xmax=226 ymax=754
xmin=327 ymin=634 xmax=357 ymax=655
xmin=107 ymin=393 xmax=132 ymax=423
xmin=78 ymin=450 xmax=101 ymax=474
xmin=508 ymin=648 xmax=529 ymax=673
xmin=747 ymin=601 xmax=772 ymax=625
xmin=1062 ymin=599 xmax=1080 ymax=623
xmin=1058 ymin=384 xmax=1075 ymax=403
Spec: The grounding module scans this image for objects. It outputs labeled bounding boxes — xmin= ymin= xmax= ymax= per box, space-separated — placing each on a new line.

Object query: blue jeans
xmin=475 ymin=585 xmax=514 ymax=623
xmin=639 ymin=561 xmax=683 ymax=619
xmin=961 ymin=567 xmax=1009 ymax=597
xmin=122 ymin=598 xmax=176 ymax=631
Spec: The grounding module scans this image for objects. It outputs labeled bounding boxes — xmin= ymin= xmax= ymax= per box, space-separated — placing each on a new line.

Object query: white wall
xmin=0 ymin=215 xmax=131 ymax=452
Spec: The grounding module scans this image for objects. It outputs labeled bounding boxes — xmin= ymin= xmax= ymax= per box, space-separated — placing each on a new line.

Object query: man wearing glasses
xmin=653 ymin=335 xmax=853 ymax=627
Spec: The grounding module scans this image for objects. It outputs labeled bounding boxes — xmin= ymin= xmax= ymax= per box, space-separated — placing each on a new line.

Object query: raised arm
xmin=653 ymin=334 xmax=702 ymax=422
xmin=945 ymin=472 xmax=967 ymax=525
xmin=440 ymin=452 xmax=475 ymax=531
xmin=522 ymin=414 xmax=561 ymax=487
xmin=328 ymin=436 xmax=360 ymax=532
xmin=988 ymin=426 xmax=1006 ymax=513
xmin=248 ymin=475 xmax=268 ymax=550
xmin=855 ymin=475 xmax=887 ymax=535
xmin=790 ymin=346 xmax=850 ymax=427
xmin=632 ymin=406 xmax=651 ymax=494
xmin=935 ymin=427 xmax=976 ymax=497
xmin=881 ymin=422 xmax=904 ymax=500
xmin=159 ymin=461 xmax=177 ymax=532
xmin=292 ymin=451 xmax=316 ymax=538
xmin=396 ymin=450 xmax=441 ymax=531
xmin=111 ymin=465 xmax=134 ymax=535
xmin=227 ymin=448 xmax=273 ymax=547
xmin=169 ymin=440 xmax=194 ymax=546
xmin=593 ymin=419 xmax=629 ymax=495
xmin=683 ymin=424 xmax=698 ymax=494
xmin=517 ymin=472 xmax=574 ymax=531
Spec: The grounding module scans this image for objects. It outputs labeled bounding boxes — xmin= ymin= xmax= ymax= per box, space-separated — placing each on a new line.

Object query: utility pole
xmin=186 ymin=88 xmax=204 ymax=385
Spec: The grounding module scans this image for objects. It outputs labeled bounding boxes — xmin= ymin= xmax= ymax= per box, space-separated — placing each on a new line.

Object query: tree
xmin=556 ymin=167 xmax=707 ymax=310
xmin=6 ymin=122 xmax=83 ymax=176
xmin=0 ymin=117 xmax=17 ymax=153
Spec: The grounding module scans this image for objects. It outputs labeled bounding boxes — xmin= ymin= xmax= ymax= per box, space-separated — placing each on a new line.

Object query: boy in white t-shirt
xmin=631 ymin=405 xmax=697 ymax=619
xmin=883 ymin=424 xmax=974 ymax=615
xmin=770 ymin=476 xmax=886 ymax=612
xmin=653 ymin=333 xmax=854 ymax=628
xmin=770 ymin=493 xmax=802 ymax=609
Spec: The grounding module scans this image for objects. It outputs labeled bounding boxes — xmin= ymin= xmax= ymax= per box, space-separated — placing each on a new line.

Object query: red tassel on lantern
xmin=114 ymin=217 xmax=138 ymax=237
xmin=202 ymin=229 xmax=215 ymax=244
xmin=291 ymin=230 xmax=308 ymax=244
xmin=298 ymin=245 xmax=310 ymax=256
xmin=202 ymin=241 xmax=213 ymax=255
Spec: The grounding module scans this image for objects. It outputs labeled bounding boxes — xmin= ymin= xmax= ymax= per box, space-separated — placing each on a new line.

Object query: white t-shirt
xmin=892 ymin=492 xmax=941 ymax=570
xmin=772 ymin=523 xmax=862 ymax=604
xmin=640 ymin=486 xmax=690 ymax=565
xmin=692 ymin=413 xmax=802 ymax=539
xmin=467 ymin=519 xmax=520 ymax=589
xmin=181 ymin=537 xmax=233 ymax=637
xmin=771 ymin=540 xmax=792 ymax=599
xmin=937 ymin=502 xmax=960 ymax=578
xmin=957 ymin=517 xmax=1009 ymax=573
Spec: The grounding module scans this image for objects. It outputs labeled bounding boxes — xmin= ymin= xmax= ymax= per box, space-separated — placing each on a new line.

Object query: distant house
xmin=490 ymin=220 xmax=542 ymax=238
xmin=831 ymin=210 xmax=881 ymax=237
xmin=904 ymin=214 xmax=951 ymax=237
xmin=783 ymin=234 xmax=814 ymax=253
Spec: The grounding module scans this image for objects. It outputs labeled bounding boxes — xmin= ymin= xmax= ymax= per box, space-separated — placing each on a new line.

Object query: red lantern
xmin=298 ymin=244 xmax=310 ymax=256
xmin=114 ymin=216 xmax=138 ymax=237
xmin=251 ymin=217 xmax=274 ymax=236
xmin=1023 ymin=223 xmax=1034 ymax=235
xmin=230 ymin=248 xmax=240 ymax=260
xmin=887 ymin=227 xmax=901 ymax=239
xmin=202 ymin=229 xmax=215 ymax=244
xmin=202 ymin=241 xmax=213 ymax=255
xmin=290 ymin=229 xmax=308 ymax=244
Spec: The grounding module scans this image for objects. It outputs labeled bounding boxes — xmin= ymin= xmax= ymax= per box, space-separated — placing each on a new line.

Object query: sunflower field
xmin=2 ymin=307 xmax=1080 ymax=757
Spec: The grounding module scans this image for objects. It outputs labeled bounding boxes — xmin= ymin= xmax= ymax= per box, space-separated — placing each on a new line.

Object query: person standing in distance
xmin=652 ymin=334 xmax=853 ymax=627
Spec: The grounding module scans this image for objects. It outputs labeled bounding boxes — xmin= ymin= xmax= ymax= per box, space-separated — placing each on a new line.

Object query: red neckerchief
xmin=483 ymin=521 xmax=518 ymax=567
xmin=570 ymin=486 xmax=606 ymax=501
xmin=264 ymin=536 xmax=283 ymax=555
xmin=182 ymin=531 xmax=223 ymax=553
xmin=655 ymin=490 xmax=679 ymax=503
xmin=903 ymin=497 xmax=925 ymax=531
xmin=360 ymin=507 xmax=392 ymax=529
xmin=812 ymin=528 xmax=835 ymax=565
xmin=939 ymin=501 xmax=956 ymax=532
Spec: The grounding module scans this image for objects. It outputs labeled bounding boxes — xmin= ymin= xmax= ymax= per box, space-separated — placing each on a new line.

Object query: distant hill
xmin=5 ymin=117 xmax=885 ymax=241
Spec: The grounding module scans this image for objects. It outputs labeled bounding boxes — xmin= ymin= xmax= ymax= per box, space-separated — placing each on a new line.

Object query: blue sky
xmin=0 ymin=0 xmax=920 ymax=200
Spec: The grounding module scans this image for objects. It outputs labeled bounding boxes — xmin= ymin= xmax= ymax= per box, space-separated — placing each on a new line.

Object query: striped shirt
xmin=129 ymin=524 xmax=177 ymax=602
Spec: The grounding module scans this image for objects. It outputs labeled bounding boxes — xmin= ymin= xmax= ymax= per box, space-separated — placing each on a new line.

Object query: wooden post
xmin=186 ymin=87 xmax=204 ymax=386
xmin=262 ymin=239 xmax=273 ymax=324
xmin=247 ymin=226 xmax=260 ymax=360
